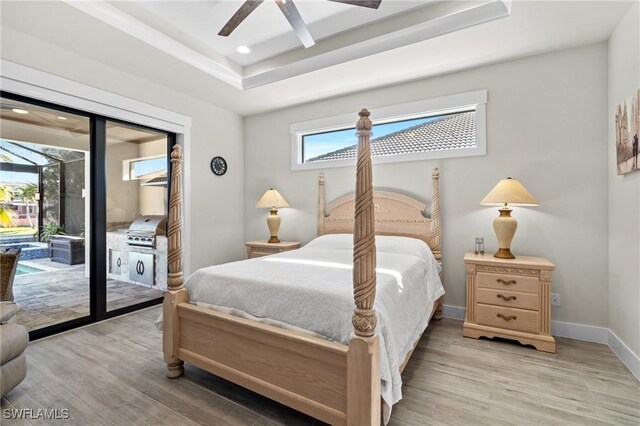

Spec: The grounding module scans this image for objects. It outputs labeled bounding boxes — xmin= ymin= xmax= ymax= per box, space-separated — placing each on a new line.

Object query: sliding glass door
xmin=0 ymin=92 xmax=172 ymax=339
xmin=105 ymin=121 xmax=169 ymax=312
xmin=0 ymin=95 xmax=91 ymax=333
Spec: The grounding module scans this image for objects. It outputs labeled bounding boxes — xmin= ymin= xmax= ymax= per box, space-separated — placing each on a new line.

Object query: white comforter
xmin=185 ymin=234 xmax=444 ymax=419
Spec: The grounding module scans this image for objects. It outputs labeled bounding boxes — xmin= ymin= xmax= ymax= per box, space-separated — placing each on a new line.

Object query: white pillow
xmin=306 ymin=234 xmax=439 ymax=271
xmin=305 ymin=233 xmax=353 ymax=250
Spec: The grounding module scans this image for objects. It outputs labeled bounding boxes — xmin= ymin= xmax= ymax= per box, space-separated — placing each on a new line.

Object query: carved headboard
xmin=317 ymin=168 xmax=441 ymax=262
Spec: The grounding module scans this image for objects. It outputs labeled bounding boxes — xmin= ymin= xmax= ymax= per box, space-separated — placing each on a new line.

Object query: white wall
xmin=244 ymin=43 xmax=610 ymax=327
xmin=1 ymin=27 xmax=245 ymax=273
xmin=608 ymin=2 xmax=640 ymax=356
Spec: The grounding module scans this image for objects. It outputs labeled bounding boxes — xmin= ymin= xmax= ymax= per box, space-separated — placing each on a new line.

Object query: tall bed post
xmin=164 ymin=144 xmax=188 ymax=379
xmin=430 ymin=167 xmax=444 ymax=319
xmin=347 ymin=109 xmax=380 ymax=426
xmin=430 ymin=167 xmax=441 ymax=262
xmin=317 ymin=173 xmax=325 ymax=236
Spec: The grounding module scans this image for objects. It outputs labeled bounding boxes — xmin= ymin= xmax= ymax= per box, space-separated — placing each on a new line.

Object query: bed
xmin=163 ymin=109 xmax=444 ymax=425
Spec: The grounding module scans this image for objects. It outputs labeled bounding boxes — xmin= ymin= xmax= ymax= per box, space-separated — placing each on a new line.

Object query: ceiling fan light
xmin=236 ymin=45 xmax=252 ymax=54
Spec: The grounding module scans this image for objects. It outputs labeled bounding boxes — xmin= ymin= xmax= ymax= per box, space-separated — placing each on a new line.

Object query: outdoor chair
xmin=0 ymin=248 xmax=21 ymax=302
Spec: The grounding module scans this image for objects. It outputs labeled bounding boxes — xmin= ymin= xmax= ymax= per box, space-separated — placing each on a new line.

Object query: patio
xmin=13 ymin=258 xmax=164 ymax=330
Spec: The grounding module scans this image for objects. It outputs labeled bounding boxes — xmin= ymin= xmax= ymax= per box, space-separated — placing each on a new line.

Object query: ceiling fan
xmin=218 ymin=0 xmax=382 ymax=48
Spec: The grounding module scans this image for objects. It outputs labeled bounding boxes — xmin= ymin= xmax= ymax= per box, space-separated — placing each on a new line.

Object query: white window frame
xmin=290 ymin=89 xmax=487 ymax=171
xmin=122 ymin=154 xmax=167 ymax=181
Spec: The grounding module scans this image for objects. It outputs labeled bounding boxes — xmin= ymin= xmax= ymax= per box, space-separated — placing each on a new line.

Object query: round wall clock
xmin=210 ymin=156 xmax=227 ymax=176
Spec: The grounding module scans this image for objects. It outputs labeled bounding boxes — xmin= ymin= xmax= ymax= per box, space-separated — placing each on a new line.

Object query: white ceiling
xmin=0 ymin=1 xmax=634 ymax=116
xmin=108 ymin=0 xmax=433 ymax=67
xmin=67 ymin=0 xmax=512 ymax=88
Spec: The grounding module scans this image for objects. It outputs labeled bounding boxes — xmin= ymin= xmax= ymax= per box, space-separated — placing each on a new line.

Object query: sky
xmin=1 ymin=139 xmax=65 ymax=186
xmin=302 ymin=115 xmax=444 ymax=162
xmin=0 ymin=171 xmax=37 ymax=185
xmin=132 ymin=156 xmax=166 ymax=179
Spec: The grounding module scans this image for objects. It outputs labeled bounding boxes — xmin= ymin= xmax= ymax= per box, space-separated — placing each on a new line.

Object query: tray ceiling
xmin=66 ymin=0 xmax=512 ymax=89
xmin=108 ymin=0 xmax=432 ymax=67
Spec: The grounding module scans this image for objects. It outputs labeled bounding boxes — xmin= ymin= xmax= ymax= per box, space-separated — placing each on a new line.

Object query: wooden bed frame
xmin=163 ymin=109 xmax=443 ymax=426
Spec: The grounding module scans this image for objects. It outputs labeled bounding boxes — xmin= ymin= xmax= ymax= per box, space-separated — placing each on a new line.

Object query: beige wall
xmin=1 ymin=27 xmax=245 ymax=273
xmin=105 ymin=137 xmax=168 ymax=226
xmin=608 ymin=3 xmax=640 ymax=355
xmin=244 ymin=43 xmax=610 ymax=327
xmin=105 ymin=141 xmax=139 ymax=227
xmin=138 ymin=139 xmax=167 ymax=217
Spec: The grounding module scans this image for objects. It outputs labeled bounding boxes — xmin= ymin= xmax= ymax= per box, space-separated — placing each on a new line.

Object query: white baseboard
xmin=550 ymin=320 xmax=609 ymax=344
xmin=608 ymin=330 xmax=640 ymax=381
xmin=442 ymin=304 xmax=466 ymax=320
xmin=441 ymin=304 xmax=639 ymax=380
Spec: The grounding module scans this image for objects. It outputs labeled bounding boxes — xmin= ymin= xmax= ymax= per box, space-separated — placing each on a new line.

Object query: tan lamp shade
xmin=480 ymin=177 xmax=539 ymax=206
xmin=480 ymin=177 xmax=538 ymax=259
xmin=256 ymin=189 xmax=290 ymax=209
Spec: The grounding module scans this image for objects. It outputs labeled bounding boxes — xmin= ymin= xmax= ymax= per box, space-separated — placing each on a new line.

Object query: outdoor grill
xmin=126 ymin=215 xmax=166 ymax=248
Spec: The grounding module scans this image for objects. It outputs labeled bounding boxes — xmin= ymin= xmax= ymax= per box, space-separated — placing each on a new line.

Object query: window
xmin=122 ymin=155 xmax=167 ymax=181
xmin=291 ymin=90 xmax=487 ymax=170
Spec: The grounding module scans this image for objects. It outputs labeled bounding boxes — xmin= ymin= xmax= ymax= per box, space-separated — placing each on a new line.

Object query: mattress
xmin=184 ymin=234 xmax=445 ymax=419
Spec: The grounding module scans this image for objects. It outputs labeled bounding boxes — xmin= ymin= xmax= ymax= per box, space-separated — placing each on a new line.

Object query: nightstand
xmin=245 ymin=241 xmax=301 ymax=259
xmin=462 ymin=253 xmax=556 ymax=353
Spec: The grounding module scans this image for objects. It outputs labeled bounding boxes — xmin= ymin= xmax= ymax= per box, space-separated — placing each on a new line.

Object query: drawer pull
xmin=497 ymin=294 xmax=517 ymax=301
xmin=497 ymin=278 xmax=517 ymax=286
xmin=496 ymin=313 xmax=517 ymax=321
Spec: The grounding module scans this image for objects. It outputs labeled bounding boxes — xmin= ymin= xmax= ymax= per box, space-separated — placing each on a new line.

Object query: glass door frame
xmin=1 ymin=91 xmax=173 ymax=340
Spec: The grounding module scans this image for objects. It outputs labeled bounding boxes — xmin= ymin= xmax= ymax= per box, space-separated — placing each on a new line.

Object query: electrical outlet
xmin=551 ymin=293 xmax=561 ymax=306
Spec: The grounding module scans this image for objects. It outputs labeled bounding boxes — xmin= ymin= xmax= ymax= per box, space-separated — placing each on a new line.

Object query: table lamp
xmin=256 ymin=188 xmax=290 ymax=243
xmin=480 ymin=177 xmax=539 ymax=259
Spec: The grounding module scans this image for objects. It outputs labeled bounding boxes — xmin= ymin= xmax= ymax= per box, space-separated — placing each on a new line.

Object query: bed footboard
xmin=177 ymin=300 xmax=350 ymax=424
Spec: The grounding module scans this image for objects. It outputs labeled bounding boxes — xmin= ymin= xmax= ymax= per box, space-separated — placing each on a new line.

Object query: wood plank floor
xmin=12 ymin=260 xmax=164 ymax=330
xmin=2 ymin=306 xmax=638 ymax=425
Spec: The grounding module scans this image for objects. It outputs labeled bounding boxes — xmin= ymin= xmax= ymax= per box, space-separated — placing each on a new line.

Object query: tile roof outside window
xmin=306 ymin=111 xmax=475 ymax=163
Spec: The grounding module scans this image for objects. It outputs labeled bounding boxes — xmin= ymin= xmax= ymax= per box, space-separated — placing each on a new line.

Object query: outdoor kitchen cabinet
xmin=49 ymin=236 xmax=85 ymax=265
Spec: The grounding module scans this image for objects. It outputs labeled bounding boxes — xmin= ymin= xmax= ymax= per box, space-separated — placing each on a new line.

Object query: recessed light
xmin=57 ymin=116 xmax=67 ymax=120
xmin=11 ymin=108 xmax=28 ymax=114
xmin=236 ymin=45 xmax=251 ymax=54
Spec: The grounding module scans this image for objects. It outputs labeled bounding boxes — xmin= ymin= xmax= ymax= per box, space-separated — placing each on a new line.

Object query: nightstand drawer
xmin=476 ymin=304 xmax=539 ymax=334
xmin=246 ymin=241 xmax=301 ymax=259
xmin=476 ymin=288 xmax=540 ymax=311
xmin=249 ymin=247 xmax=282 ymax=258
xmin=477 ymin=272 xmax=539 ymax=294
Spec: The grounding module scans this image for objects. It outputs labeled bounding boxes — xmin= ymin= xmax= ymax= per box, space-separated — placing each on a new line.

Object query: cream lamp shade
xmin=481 ymin=177 xmax=538 ymax=259
xmin=255 ymin=189 xmax=290 ymax=209
xmin=256 ymin=189 xmax=289 ymax=243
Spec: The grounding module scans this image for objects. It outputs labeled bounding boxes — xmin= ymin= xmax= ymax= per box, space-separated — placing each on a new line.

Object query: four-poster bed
xmin=163 ymin=109 xmax=443 ymax=425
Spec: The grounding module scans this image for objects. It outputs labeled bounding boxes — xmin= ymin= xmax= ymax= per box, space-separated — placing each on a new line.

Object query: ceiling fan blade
xmin=274 ymin=0 xmax=315 ymax=48
xmin=326 ymin=0 xmax=382 ymax=9
xmin=218 ymin=0 xmax=264 ymax=37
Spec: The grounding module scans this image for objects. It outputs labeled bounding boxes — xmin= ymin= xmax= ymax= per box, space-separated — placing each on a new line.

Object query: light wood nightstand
xmin=462 ymin=253 xmax=556 ymax=353
xmin=245 ymin=241 xmax=301 ymax=259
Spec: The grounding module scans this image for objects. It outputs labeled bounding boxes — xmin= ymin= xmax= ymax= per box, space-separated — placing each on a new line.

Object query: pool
xmin=15 ymin=263 xmax=46 ymax=276
xmin=0 ymin=242 xmax=48 ymax=260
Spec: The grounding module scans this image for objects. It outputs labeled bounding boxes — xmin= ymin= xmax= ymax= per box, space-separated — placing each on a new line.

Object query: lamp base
xmin=266 ymin=208 xmax=281 ymax=244
xmin=492 ymin=207 xmax=518 ymax=259
xmin=494 ymin=248 xmax=515 ymax=259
